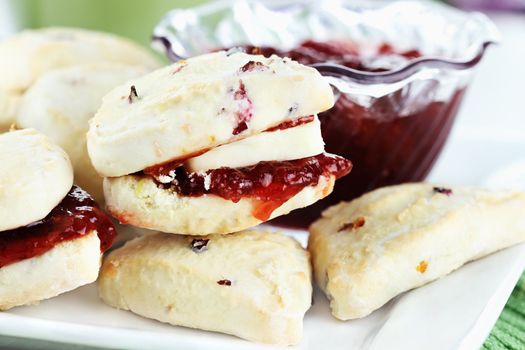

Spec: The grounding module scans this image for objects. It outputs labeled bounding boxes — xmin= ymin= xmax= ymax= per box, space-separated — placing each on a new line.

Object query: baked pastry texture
xmin=0 ymin=232 xmax=101 ymax=310
xmin=98 ymin=230 xmax=312 ymax=345
xmin=0 ymin=27 xmax=160 ymax=130
xmin=0 ymin=129 xmax=73 ymax=231
xmin=87 ymin=51 xmax=334 ymax=177
xmin=308 ymin=183 xmax=525 ymax=320
xmin=104 ymin=170 xmax=334 ymax=235
xmin=17 ymin=63 xmax=150 ymax=201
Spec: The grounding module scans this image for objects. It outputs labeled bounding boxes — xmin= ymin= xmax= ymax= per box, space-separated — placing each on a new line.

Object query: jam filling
xmin=145 ymin=153 xmax=352 ymax=221
xmin=0 ymin=186 xmax=116 ymax=268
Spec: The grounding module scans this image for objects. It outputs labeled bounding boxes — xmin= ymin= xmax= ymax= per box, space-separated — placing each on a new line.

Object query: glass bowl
xmin=152 ymin=0 xmax=499 ymax=227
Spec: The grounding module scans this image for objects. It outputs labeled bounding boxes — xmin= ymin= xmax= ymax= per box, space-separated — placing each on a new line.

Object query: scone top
xmin=0 ymin=129 xmax=73 ymax=231
xmin=87 ymin=51 xmax=335 ymax=177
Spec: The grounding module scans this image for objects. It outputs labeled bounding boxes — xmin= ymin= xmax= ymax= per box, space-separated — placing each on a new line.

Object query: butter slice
xmin=185 ymin=116 xmax=324 ymax=172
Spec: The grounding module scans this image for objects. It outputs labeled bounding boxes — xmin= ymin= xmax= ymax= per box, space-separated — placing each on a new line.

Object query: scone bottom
xmin=143 ymin=152 xmax=352 ymax=221
xmin=0 ymin=186 xmax=116 ymax=268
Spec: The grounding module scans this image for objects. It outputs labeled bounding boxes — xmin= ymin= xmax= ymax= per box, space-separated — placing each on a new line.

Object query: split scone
xmin=0 ymin=129 xmax=116 ymax=310
xmin=17 ymin=63 xmax=151 ymax=202
xmin=87 ymin=51 xmax=352 ymax=235
xmin=98 ymin=230 xmax=312 ymax=345
xmin=0 ymin=27 xmax=160 ymax=130
xmin=308 ymin=183 xmax=525 ymax=320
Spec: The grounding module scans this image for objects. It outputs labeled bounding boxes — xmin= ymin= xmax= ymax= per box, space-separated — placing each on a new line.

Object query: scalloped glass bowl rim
xmin=152 ymin=0 xmax=500 ymax=85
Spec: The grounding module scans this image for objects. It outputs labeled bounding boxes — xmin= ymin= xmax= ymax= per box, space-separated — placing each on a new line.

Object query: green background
xmin=8 ymin=0 xmax=208 ymax=47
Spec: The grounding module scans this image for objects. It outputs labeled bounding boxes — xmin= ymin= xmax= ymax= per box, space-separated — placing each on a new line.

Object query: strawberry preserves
xmin=145 ymin=153 xmax=352 ymax=221
xmin=0 ymin=186 xmax=116 ymax=268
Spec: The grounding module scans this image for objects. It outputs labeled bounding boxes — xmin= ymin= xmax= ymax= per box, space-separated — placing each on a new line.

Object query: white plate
xmin=1 ymin=130 xmax=525 ymax=350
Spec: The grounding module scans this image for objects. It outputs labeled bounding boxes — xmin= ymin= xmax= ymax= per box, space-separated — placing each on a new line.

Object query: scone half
xmin=308 ymin=183 xmax=525 ymax=320
xmin=87 ymin=51 xmax=335 ymax=177
xmin=98 ymin=230 xmax=312 ymax=345
xmin=105 ymin=160 xmax=342 ymax=235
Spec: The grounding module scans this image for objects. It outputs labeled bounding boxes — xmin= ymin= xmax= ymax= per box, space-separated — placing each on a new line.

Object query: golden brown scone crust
xmin=308 ymin=183 xmax=525 ymax=320
xmin=98 ymin=230 xmax=312 ymax=345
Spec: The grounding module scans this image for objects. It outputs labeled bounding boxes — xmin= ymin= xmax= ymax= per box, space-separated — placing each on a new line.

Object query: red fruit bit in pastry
xmin=232 ymin=80 xmax=253 ymax=135
xmin=217 ymin=279 xmax=232 ymax=286
xmin=239 ymin=60 xmax=269 ymax=73
xmin=147 ymin=153 xmax=352 ymax=221
xmin=338 ymin=216 xmax=366 ymax=232
xmin=0 ymin=186 xmax=116 ymax=268
xmin=433 ymin=187 xmax=453 ymax=196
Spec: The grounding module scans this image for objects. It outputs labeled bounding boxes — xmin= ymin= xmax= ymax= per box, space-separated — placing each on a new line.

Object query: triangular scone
xmin=308 ymin=183 xmax=525 ymax=320
xmin=98 ymin=230 xmax=312 ymax=345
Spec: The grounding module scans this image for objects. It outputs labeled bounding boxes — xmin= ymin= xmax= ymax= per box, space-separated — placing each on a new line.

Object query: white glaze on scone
xmin=98 ymin=230 xmax=311 ymax=345
xmin=308 ymin=183 xmax=525 ymax=320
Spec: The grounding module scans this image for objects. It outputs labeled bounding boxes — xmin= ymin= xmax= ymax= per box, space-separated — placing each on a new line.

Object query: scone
xmin=17 ymin=63 xmax=151 ymax=201
xmin=0 ymin=27 xmax=160 ymax=130
xmin=88 ymin=51 xmax=352 ymax=235
xmin=0 ymin=129 xmax=116 ymax=310
xmin=98 ymin=230 xmax=312 ymax=345
xmin=308 ymin=183 xmax=525 ymax=320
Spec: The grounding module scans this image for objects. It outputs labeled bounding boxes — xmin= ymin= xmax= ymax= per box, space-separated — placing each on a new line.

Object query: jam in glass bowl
xmin=153 ymin=0 xmax=499 ymax=227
